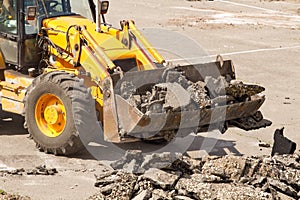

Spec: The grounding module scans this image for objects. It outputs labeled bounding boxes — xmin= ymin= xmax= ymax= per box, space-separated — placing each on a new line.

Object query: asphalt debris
xmin=259 ymin=141 xmax=271 ymax=148
xmin=0 ymin=190 xmax=31 ymax=200
xmin=123 ymin=70 xmax=265 ymax=115
xmin=0 ymin=165 xmax=58 ymax=176
xmin=89 ymin=152 xmax=300 ymax=200
xmin=272 ymin=127 xmax=296 ymax=156
xmin=110 ymin=151 xmax=184 ymax=174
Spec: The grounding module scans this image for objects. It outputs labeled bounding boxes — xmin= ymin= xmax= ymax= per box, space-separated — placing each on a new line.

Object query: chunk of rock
xmin=258 ymin=141 xmax=271 ymax=148
xmin=271 ymin=128 xmax=296 ymax=156
xmin=168 ymin=157 xmax=193 ymax=175
xmin=205 ymin=76 xmax=228 ymax=98
xmin=248 ymin=175 xmax=267 ymax=187
xmin=142 ymin=168 xmax=180 ymax=190
xmin=110 ymin=150 xmax=144 ymax=173
xmin=201 ymin=156 xmax=247 ymax=181
xmin=173 ymin=196 xmax=194 ymax=200
xmin=242 ymin=157 xmax=262 ymax=177
xmin=120 ymin=81 xmax=136 ymax=99
xmin=94 ymin=171 xmax=137 ymax=199
xmin=156 ymin=83 xmax=192 ymax=111
xmin=110 ymin=151 xmax=183 ymax=173
xmin=0 ymin=189 xmax=31 ymax=200
xmin=150 ymin=189 xmax=173 ymax=200
xmin=272 ymin=154 xmax=300 ymax=169
xmin=141 ymin=152 xmax=182 ymax=170
xmin=123 ymin=159 xmax=145 ymax=174
xmin=225 ymin=83 xmax=265 ymax=99
xmin=268 ymin=179 xmax=298 ymax=199
xmin=133 ymin=179 xmax=153 ymax=194
xmin=187 ymin=81 xmax=211 ymax=108
xmin=256 ymin=161 xmax=282 ymax=180
xmin=131 ymin=190 xmax=151 ymax=200
xmin=176 ymin=174 xmax=272 ymax=200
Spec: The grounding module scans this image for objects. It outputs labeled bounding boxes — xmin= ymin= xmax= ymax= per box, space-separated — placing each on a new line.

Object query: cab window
xmin=37 ymin=0 xmax=72 ymax=17
xmin=0 ymin=0 xmax=17 ymax=34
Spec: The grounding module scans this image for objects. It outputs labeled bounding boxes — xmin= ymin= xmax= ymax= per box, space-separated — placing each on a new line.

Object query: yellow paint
xmin=0 ymin=49 xmax=6 ymax=70
xmin=1 ymin=87 xmax=26 ymax=102
xmin=44 ymin=105 xmax=61 ymax=125
xmin=3 ymin=70 xmax=34 ymax=88
xmin=1 ymin=98 xmax=24 ymax=115
xmin=42 ymin=16 xmax=162 ymax=77
xmin=0 ymin=70 xmax=34 ymax=113
xmin=35 ymin=94 xmax=67 ymax=138
xmin=44 ymin=68 xmax=79 ymax=76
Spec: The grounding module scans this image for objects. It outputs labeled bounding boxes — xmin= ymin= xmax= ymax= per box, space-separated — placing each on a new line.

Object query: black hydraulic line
xmin=87 ymin=0 xmax=96 ymax=22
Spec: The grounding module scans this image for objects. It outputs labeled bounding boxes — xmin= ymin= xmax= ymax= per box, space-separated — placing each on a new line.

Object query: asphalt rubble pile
xmin=119 ymin=69 xmax=270 ymax=136
xmin=0 ymin=165 xmax=58 ymax=176
xmin=89 ymin=150 xmax=300 ymax=200
xmin=0 ymin=189 xmax=31 ymax=200
xmin=121 ymin=70 xmax=266 ymax=115
xmin=0 ymin=165 xmax=57 ymax=200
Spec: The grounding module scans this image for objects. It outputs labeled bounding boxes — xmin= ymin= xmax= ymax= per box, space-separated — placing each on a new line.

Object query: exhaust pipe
xmin=96 ymin=0 xmax=102 ymax=32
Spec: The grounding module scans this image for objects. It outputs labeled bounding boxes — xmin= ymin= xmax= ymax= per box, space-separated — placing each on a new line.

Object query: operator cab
xmin=0 ymin=0 xmax=94 ymax=76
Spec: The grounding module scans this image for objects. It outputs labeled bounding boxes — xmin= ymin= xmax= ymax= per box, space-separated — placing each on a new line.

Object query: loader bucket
xmin=102 ymin=60 xmax=270 ymax=143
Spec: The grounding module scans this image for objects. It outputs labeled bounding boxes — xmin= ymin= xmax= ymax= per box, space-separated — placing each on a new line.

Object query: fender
xmin=0 ymin=47 xmax=6 ymax=70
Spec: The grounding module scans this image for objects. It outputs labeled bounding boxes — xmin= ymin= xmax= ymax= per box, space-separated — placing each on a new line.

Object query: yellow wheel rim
xmin=35 ymin=94 xmax=67 ymax=138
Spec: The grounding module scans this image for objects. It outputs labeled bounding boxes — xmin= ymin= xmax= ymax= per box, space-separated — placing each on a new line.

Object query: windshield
xmin=70 ymin=0 xmax=93 ymax=20
xmin=37 ymin=0 xmax=93 ymax=19
xmin=24 ymin=0 xmax=93 ymax=34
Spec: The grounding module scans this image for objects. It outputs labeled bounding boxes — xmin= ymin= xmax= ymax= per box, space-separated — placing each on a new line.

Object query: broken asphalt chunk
xmin=271 ymin=128 xmax=296 ymax=156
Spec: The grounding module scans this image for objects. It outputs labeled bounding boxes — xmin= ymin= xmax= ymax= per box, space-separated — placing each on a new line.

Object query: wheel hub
xmin=35 ymin=94 xmax=67 ymax=138
xmin=44 ymin=105 xmax=62 ymax=125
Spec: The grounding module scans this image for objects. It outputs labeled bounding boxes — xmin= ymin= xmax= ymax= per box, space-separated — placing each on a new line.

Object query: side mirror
xmin=100 ymin=1 xmax=109 ymax=14
xmin=26 ymin=6 xmax=37 ymax=21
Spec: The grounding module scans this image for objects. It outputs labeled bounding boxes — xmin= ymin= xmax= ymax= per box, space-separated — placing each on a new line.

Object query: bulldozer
xmin=0 ymin=0 xmax=271 ymax=155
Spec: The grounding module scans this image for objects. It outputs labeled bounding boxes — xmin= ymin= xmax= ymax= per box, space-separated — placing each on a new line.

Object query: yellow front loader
xmin=0 ymin=0 xmax=271 ymax=155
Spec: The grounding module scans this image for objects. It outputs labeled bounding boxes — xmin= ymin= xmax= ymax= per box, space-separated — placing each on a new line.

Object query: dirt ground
xmin=0 ymin=0 xmax=300 ymax=199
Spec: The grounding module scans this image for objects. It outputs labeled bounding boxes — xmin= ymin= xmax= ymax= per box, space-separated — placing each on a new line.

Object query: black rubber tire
xmin=24 ymin=71 xmax=92 ymax=155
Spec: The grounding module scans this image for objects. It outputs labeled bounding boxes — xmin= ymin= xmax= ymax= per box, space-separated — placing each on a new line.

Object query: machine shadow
xmin=0 ymin=108 xmax=242 ymax=160
xmin=0 ymin=104 xmax=242 ymax=160
xmin=73 ymin=134 xmax=242 ymax=161
xmin=185 ymin=135 xmax=243 ymax=157
xmin=0 ymin=108 xmax=28 ymax=136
